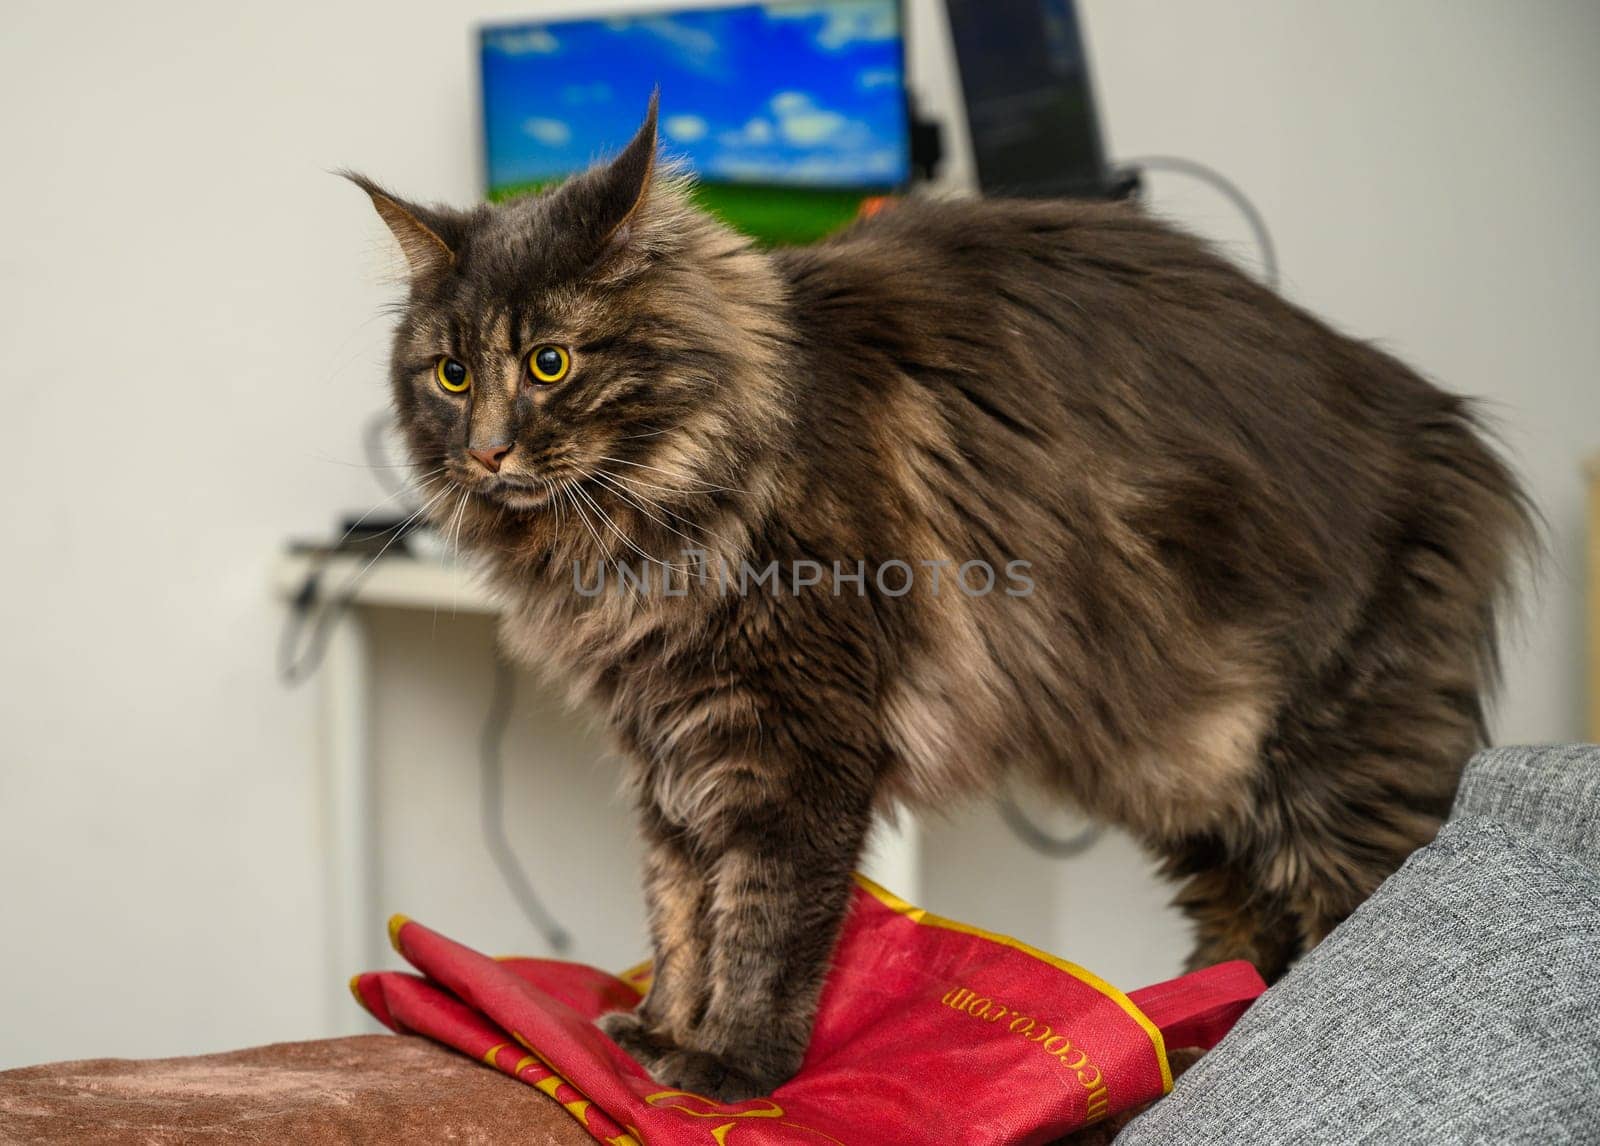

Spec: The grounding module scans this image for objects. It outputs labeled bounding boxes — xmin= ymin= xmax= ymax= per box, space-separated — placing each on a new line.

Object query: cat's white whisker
xmin=447 ymin=487 xmax=471 ymax=561
xmin=570 ymin=482 xmax=691 ymax=574
xmin=612 ymin=425 xmax=673 ymax=442
xmin=599 ymin=470 xmax=744 ymax=550
xmin=330 ymin=469 xmax=446 ymax=550
xmin=340 ymin=480 xmax=453 ymax=592
xmin=563 ymin=485 xmax=614 ymax=583
xmin=601 ymin=467 xmax=715 ymax=502
xmin=590 ymin=470 xmax=724 ymax=561
xmin=594 ymin=455 xmax=746 ymax=495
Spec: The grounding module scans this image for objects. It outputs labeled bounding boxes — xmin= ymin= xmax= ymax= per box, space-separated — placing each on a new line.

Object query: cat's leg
xmin=598 ymin=813 xmax=711 ymax=1053
xmin=1262 ymin=723 xmax=1463 ymax=959
xmin=680 ymin=816 xmax=872 ymax=1097
xmin=1247 ymin=547 xmax=1490 ymax=969
xmin=604 ymin=764 xmax=876 ymax=1101
xmin=1164 ymin=847 xmax=1299 ymax=982
xmin=1160 ymin=734 xmax=1458 ymax=984
xmin=1170 ymin=684 xmax=1476 ymax=981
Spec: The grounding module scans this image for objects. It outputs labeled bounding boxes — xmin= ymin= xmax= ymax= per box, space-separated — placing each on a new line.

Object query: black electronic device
xmin=944 ymin=0 xmax=1117 ymax=198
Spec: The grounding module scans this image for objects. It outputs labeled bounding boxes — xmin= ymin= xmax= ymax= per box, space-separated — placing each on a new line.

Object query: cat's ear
xmin=343 ymin=173 xmax=457 ymax=282
xmin=591 ymin=91 xmax=659 ymax=251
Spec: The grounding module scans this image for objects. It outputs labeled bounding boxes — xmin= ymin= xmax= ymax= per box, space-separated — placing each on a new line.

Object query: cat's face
xmin=354 ymin=98 xmax=764 ymax=522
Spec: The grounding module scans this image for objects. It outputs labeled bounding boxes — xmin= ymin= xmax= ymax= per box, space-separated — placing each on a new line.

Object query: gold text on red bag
xmin=941 ymin=985 xmax=1110 ymax=1122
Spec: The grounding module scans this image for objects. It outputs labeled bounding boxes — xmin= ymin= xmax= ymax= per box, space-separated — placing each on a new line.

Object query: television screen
xmin=480 ymin=0 xmax=908 ymax=244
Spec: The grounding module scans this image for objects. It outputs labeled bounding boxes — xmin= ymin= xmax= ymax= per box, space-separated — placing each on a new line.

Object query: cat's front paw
xmin=596 ymin=1009 xmax=666 ymax=1065
xmin=647 ymin=1046 xmax=771 ymax=1103
xmin=596 ymin=1011 xmax=776 ymax=1102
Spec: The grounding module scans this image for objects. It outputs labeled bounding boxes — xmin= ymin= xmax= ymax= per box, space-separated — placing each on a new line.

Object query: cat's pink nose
xmin=468 ymin=443 xmax=512 ymax=473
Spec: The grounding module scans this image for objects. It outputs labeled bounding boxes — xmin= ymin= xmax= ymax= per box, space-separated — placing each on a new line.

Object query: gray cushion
xmin=1452 ymin=743 xmax=1600 ymax=863
xmin=1118 ymin=746 xmax=1600 ymax=1145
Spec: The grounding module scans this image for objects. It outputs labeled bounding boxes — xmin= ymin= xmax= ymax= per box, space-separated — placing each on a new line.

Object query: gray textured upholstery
xmin=1118 ymin=745 xmax=1600 ymax=1145
xmin=1453 ymin=743 xmax=1600 ymax=862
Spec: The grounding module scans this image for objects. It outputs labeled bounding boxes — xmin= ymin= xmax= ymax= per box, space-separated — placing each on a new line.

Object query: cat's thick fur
xmin=352 ymin=101 xmax=1529 ymax=1100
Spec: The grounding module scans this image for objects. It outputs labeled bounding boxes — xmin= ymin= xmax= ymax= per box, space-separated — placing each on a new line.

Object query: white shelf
xmin=275 ymin=549 xmax=500 ymax=615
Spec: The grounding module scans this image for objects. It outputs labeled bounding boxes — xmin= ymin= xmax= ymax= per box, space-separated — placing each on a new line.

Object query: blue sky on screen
xmin=481 ymin=0 xmax=906 ymax=191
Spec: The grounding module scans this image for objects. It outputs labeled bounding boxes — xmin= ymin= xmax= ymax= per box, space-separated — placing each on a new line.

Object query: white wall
xmin=1 ymin=0 xmax=1595 ymax=1069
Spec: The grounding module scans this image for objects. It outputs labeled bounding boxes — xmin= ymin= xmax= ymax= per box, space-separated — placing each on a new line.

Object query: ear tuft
xmin=341 ymin=171 xmax=456 ymax=281
xmin=596 ymin=91 xmax=660 ymax=248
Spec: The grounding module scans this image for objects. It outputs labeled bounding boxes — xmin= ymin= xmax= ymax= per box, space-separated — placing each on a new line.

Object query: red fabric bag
xmin=352 ymin=875 xmax=1263 ymax=1145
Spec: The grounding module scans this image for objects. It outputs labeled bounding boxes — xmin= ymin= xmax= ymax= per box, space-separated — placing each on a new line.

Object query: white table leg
xmin=316 ymin=608 xmax=379 ymax=1034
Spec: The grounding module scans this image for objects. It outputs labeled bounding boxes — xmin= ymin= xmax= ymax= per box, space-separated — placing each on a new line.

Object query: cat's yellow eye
xmin=528 ymin=344 xmax=571 ymax=384
xmin=435 ymin=357 xmax=471 ymax=393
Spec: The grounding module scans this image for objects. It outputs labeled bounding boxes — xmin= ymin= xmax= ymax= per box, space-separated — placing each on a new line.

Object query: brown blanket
xmin=0 ymin=1035 xmax=590 ymax=1146
xmin=0 ymin=1035 xmax=1198 ymax=1144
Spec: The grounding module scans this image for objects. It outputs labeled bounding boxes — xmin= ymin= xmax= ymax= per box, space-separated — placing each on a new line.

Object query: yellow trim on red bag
xmin=620 ymin=959 xmax=654 ymax=983
xmin=642 ymin=1092 xmax=786 ymax=1119
xmin=513 ymin=1032 xmax=639 ymax=1144
xmin=387 ymin=913 xmax=411 ymax=955
xmin=851 ymin=873 xmax=1173 ymax=1093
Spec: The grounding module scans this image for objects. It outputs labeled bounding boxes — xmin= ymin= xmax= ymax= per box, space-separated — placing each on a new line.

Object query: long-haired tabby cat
xmin=349 ymin=97 xmax=1528 ymax=1100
